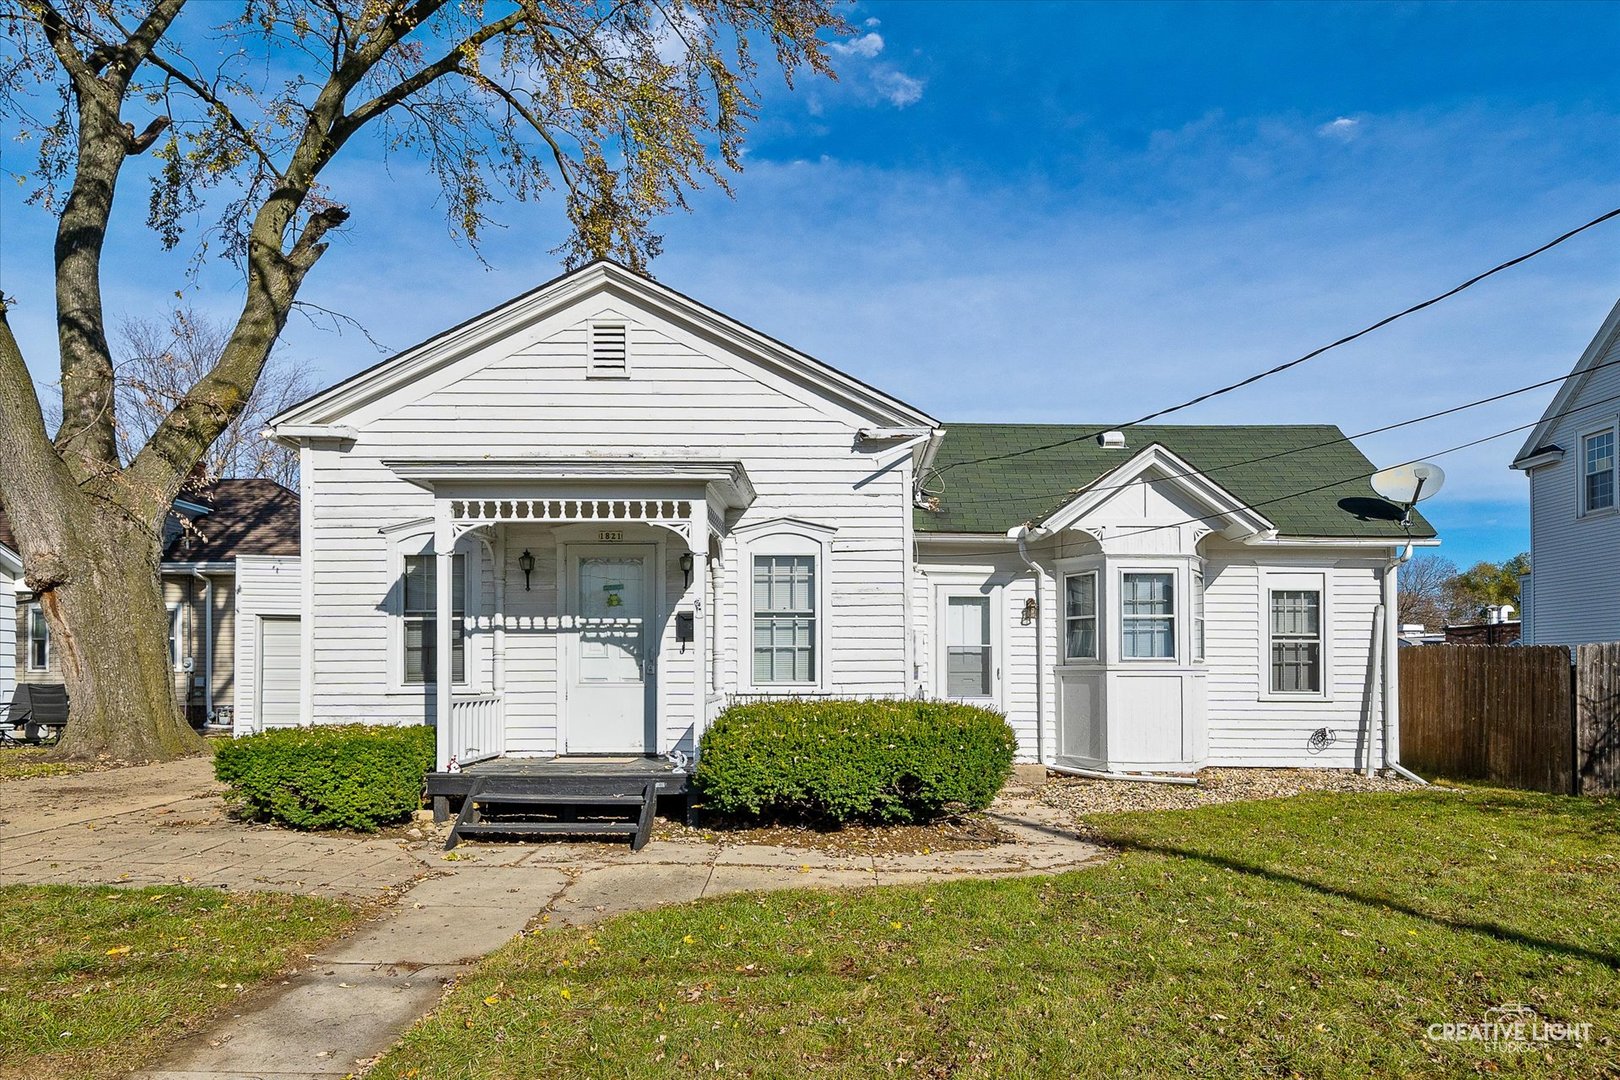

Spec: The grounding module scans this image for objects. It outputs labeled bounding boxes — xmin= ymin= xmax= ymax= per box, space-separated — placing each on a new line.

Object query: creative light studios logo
xmin=1427 ymin=1003 xmax=1593 ymax=1050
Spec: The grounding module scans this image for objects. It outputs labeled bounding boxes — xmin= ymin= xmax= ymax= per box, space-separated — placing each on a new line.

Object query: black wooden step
xmin=471 ymin=792 xmax=645 ymax=808
xmin=454 ymin=821 xmax=640 ymax=837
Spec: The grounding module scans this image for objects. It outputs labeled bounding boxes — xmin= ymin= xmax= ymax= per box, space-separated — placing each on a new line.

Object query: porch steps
xmin=445 ymin=776 xmax=659 ymax=852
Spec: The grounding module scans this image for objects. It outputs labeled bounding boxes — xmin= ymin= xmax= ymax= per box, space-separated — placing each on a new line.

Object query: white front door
xmin=566 ymin=545 xmax=655 ymax=753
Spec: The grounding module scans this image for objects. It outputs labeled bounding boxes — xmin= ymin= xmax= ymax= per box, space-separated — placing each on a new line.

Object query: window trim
xmin=1118 ymin=569 xmax=1178 ymax=662
xmin=734 ymin=519 xmax=834 ymax=694
xmin=1578 ymin=422 xmax=1618 ymax=518
xmin=934 ymin=583 xmax=1004 ymax=707
xmin=1257 ymin=569 xmax=1334 ymax=702
xmin=386 ymin=529 xmax=475 ymax=693
xmin=168 ymin=602 xmax=184 ymax=672
xmin=1062 ymin=571 xmax=1099 ymax=662
xmin=25 ymin=604 xmax=49 ymax=673
xmin=1192 ymin=567 xmax=1206 ymax=664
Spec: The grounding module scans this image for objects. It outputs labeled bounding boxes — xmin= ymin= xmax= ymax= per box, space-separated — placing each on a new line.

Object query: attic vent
xmin=1097 ymin=430 xmax=1126 ymax=450
xmin=588 ymin=321 xmax=629 ymax=378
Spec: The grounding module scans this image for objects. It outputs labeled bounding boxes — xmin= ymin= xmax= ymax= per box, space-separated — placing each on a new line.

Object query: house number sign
xmin=598 ymin=530 xmax=623 ymax=543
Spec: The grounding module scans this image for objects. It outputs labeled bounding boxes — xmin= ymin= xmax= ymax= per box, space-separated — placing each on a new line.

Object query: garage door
xmin=258 ymin=616 xmax=301 ymax=729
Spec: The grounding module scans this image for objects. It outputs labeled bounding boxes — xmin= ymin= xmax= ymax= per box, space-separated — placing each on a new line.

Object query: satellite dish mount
xmin=1370 ymin=462 xmax=1446 ymax=529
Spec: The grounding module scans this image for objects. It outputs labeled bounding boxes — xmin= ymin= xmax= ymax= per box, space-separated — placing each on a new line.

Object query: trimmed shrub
xmin=695 ymin=699 xmax=1018 ymax=824
xmin=213 ymin=724 xmax=435 ymax=831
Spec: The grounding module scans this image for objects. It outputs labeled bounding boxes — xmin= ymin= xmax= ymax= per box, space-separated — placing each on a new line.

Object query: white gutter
xmin=1379 ymin=542 xmax=1427 ymax=785
xmin=1010 ymin=524 xmax=1051 ymax=765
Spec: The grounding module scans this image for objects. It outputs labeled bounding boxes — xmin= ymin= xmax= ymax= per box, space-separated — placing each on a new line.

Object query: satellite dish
xmin=1371 ymin=462 xmax=1445 ymax=506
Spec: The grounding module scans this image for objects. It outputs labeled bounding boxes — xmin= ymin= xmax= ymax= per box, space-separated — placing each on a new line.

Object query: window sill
xmin=1577 ymin=506 xmax=1618 ymax=522
xmin=1258 ymin=690 xmax=1333 ymax=704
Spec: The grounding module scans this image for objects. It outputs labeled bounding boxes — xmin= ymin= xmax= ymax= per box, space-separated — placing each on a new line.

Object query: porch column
xmin=492 ymin=527 xmax=507 ymax=693
xmin=688 ymin=504 xmax=710 ymax=748
xmin=434 ymin=505 xmax=454 ymax=772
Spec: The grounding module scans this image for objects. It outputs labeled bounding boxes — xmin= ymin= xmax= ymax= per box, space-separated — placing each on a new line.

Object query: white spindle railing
xmin=447 ymin=692 xmax=505 ymax=768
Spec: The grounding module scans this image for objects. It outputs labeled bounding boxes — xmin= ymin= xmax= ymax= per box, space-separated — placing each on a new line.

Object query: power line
xmin=932 ymin=346 xmax=1620 ymax=511
xmin=938 ymin=204 xmax=1620 ymax=474
xmin=923 ymin=384 xmax=1620 ymax=560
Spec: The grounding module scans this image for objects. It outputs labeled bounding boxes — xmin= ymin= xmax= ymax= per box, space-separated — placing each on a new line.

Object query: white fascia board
xmin=273 ymin=261 xmax=937 ymax=432
xmin=1037 ymin=443 xmax=1276 ymax=538
xmin=161 ymin=560 xmax=240 ymax=572
xmin=1511 ymin=446 xmax=1566 ymax=472
xmin=914 ymin=533 xmax=1019 ymax=546
xmin=0 ymin=544 xmax=21 ymax=575
xmin=382 ymin=457 xmax=757 ymax=510
xmin=1240 ymin=535 xmax=1442 ymax=549
xmin=1512 ymin=296 xmax=1620 ymax=467
xmin=268 ymin=423 xmax=358 ymax=448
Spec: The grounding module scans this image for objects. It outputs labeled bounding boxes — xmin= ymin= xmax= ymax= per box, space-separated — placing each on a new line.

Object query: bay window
xmin=1121 ymin=572 xmax=1175 ymax=659
xmin=1064 ymin=572 xmax=1097 ymax=660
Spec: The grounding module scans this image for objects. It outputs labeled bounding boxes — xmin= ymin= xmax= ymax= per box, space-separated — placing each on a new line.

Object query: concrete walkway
xmin=2 ymin=760 xmax=1103 ymax=1079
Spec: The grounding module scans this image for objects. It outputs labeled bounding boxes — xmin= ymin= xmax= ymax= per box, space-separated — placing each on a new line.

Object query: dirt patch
xmin=651 ymin=813 xmax=1014 ymax=856
xmin=1041 ymin=767 xmax=1419 ymax=819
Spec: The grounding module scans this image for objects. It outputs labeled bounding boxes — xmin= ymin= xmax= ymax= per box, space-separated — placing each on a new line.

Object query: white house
xmin=1512 ymin=298 xmax=1620 ymax=648
xmin=267 ymin=261 xmax=1435 ymax=779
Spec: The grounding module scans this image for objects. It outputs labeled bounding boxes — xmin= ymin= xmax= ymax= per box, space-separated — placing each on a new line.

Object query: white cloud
xmin=1318 ymin=116 xmax=1360 ymax=140
xmin=873 ymin=69 xmax=925 ymax=108
xmin=830 ymin=31 xmax=885 ymax=59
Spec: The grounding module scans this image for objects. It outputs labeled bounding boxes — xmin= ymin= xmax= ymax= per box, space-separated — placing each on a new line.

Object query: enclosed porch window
xmin=403 ymin=553 xmax=466 ymax=684
xmin=1121 ymin=572 xmax=1175 ymax=659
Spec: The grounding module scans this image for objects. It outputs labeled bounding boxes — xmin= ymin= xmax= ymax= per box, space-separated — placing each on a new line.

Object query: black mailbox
xmin=675 ymin=611 xmax=695 ymax=644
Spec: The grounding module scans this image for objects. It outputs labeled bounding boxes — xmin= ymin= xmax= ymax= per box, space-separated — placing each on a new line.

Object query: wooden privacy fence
xmin=1399 ymin=643 xmax=1620 ymax=795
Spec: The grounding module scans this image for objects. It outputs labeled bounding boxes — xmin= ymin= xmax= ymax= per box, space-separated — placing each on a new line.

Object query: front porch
xmin=387 ymin=458 xmax=756 ymax=773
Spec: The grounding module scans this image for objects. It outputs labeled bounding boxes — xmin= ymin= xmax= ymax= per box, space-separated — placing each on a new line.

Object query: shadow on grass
xmin=1111 ymin=834 xmax=1620 ymax=971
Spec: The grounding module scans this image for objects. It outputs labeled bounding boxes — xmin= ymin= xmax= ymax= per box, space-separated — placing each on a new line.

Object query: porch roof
xmin=383 ymin=457 xmax=756 ymax=510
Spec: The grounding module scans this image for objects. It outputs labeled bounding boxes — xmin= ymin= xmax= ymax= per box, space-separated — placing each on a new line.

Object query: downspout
xmin=1011 ymin=524 xmax=1051 ymax=765
xmin=1380 ymin=541 xmax=1428 ymax=785
xmin=190 ymin=569 xmax=214 ymax=725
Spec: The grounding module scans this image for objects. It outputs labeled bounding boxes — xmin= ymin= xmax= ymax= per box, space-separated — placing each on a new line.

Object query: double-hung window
xmin=1121 ymin=572 xmax=1175 ymax=659
xmin=1269 ymin=589 xmax=1322 ymax=693
xmin=26 ymin=606 xmax=49 ymax=672
xmin=1192 ymin=569 xmax=1206 ymax=663
xmin=1064 ymin=572 xmax=1098 ymax=660
xmin=1584 ymin=429 xmax=1616 ymax=514
xmin=403 ymin=553 xmax=465 ymax=685
xmin=167 ymin=604 xmax=183 ymax=670
xmin=752 ymin=554 xmax=816 ymax=684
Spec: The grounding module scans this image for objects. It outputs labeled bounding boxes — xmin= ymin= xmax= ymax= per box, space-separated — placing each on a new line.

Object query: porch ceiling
xmin=383 ymin=457 xmax=756 ymax=510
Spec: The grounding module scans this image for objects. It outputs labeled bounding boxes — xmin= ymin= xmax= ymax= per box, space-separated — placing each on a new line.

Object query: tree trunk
xmin=17 ymin=493 xmax=203 ymax=761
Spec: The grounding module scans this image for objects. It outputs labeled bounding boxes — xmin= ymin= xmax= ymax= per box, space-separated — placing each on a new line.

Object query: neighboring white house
xmin=1512 ymin=298 xmax=1620 ymax=647
xmin=268 ymin=260 xmax=1436 ymax=776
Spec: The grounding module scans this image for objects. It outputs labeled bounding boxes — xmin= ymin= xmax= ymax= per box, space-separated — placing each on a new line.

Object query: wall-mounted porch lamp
xmin=679 ymin=551 xmax=694 ymax=587
xmin=518 ymin=549 xmax=535 ymax=591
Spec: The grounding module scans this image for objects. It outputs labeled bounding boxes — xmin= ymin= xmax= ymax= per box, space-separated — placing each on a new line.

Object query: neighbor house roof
xmin=164 ymin=478 xmax=301 ymax=562
xmin=0 ymin=479 xmax=300 ymax=567
xmin=917 ymin=423 xmax=1435 ymax=540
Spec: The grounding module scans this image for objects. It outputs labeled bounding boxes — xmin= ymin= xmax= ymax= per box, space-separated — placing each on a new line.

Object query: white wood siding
xmin=1524 ymin=332 xmax=1620 ymax=645
xmin=0 ymin=570 xmax=14 ymax=704
xmin=1202 ymin=544 xmax=1385 ymax=768
xmin=301 ymin=292 xmax=914 ymax=745
xmin=234 ymin=555 xmax=303 ymax=734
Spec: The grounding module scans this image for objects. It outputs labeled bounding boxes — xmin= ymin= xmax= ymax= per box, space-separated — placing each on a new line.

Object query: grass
xmin=369 ymin=788 xmax=1620 ymax=1079
xmin=0 ymin=884 xmax=365 ymax=1080
xmin=0 ymin=747 xmax=97 ymax=781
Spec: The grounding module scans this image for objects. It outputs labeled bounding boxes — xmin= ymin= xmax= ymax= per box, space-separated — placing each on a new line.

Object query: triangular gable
xmin=271 ymin=260 xmax=937 ymax=433
xmin=1513 ymin=296 xmax=1620 ymax=469
xmin=1037 ymin=443 xmax=1275 ymax=539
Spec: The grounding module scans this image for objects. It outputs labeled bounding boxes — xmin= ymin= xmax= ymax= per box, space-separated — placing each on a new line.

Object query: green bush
xmin=213 ymin=724 xmax=435 ymax=831
xmin=695 ymin=699 xmax=1018 ymax=824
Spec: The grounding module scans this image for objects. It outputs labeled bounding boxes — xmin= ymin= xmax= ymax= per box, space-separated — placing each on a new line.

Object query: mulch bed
xmin=1040 ymin=767 xmax=1418 ymax=819
xmin=651 ymin=813 xmax=1015 ymax=856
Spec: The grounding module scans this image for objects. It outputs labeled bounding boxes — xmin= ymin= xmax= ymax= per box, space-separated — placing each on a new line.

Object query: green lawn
xmin=370 ymin=788 xmax=1620 ymax=1079
xmin=0 ymin=885 xmax=364 ymax=1080
xmin=0 ymin=747 xmax=96 ymax=781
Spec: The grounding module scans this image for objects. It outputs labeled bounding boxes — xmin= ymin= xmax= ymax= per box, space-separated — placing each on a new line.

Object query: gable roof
xmin=271 ymin=259 xmax=937 ymax=434
xmin=917 ymin=423 xmax=1435 ymax=540
xmin=164 ymin=479 xmax=301 ymax=562
xmin=1512 ymin=296 xmax=1620 ymax=469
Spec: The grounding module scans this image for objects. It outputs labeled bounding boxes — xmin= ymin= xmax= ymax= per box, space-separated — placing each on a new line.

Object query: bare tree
xmin=0 ymin=0 xmax=844 ymax=760
xmin=1398 ymin=553 xmax=1460 ymax=629
xmin=113 ymin=308 xmax=312 ymax=489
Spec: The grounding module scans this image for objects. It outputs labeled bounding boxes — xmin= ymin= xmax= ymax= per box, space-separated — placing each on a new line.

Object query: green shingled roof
xmin=917 ymin=423 xmax=1436 ymax=540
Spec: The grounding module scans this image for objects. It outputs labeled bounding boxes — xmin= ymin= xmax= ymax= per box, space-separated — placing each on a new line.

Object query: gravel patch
xmin=1040 ymin=767 xmax=1420 ymax=818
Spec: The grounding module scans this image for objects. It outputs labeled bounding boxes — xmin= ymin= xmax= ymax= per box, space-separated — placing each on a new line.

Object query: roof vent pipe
xmin=1097 ymin=430 xmax=1126 ymax=450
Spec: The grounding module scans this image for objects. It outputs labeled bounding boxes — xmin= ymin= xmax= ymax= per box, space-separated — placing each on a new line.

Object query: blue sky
xmin=4 ymin=1 xmax=1619 ymax=567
